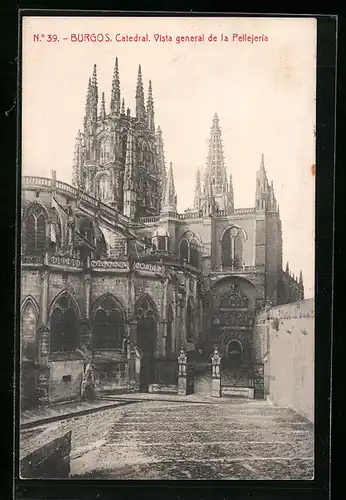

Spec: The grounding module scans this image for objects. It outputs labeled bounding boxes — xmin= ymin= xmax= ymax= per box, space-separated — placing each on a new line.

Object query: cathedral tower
xmin=72 ymin=59 xmax=164 ymax=220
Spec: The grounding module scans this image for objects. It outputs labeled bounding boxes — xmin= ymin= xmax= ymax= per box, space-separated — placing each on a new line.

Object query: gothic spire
xmin=162 ymin=162 xmax=177 ymax=214
xmin=203 ymin=113 xmax=231 ymax=213
xmin=194 ymin=169 xmax=201 ymax=209
xmin=147 ymin=80 xmax=155 ymax=131
xmin=124 ymin=122 xmax=135 ymax=190
xmin=155 ymin=125 xmax=166 ymax=207
xmin=72 ymin=129 xmax=84 ymax=189
xmin=285 ymin=262 xmax=289 ymax=273
xmin=135 ymin=64 xmax=146 ymax=121
xmin=229 ymin=173 xmax=234 ymax=212
xmin=123 ymin=122 xmax=136 ymax=218
xmin=121 ymin=98 xmax=125 ymax=115
xmin=204 ymin=113 xmax=227 ymax=192
xmin=110 ymin=57 xmax=121 ymax=115
xmin=100 ymin=91 xmax=106 ymax=121
xmin=299 ymin=270 xmax=303 ymax=285
xmin=203 ymin=171 xmax=215 ymax=216
xmin=84 ymin=78 xmax=92 ymax=126
xmin=91 ymin=64 xmax=98 ymax=121
xmin=256 ymin=153 xmax=270 ymax=211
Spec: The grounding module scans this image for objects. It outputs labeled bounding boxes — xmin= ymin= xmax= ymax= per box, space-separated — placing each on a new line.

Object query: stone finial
xmin=178 ymin=346 xmax=187 ymax=365
xmin=211 ymin=345 xmax=222 ymax=365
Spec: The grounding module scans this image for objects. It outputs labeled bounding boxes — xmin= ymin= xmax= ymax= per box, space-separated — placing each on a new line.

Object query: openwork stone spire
xmin=162 ymin=162 xmax=177 ymax=214
xmin=147 ymin=80 xmax=155 ymax=132
xmin=100 ymin=91 xmax=106 ymax=120
xmin=110 ymin=57 xmax=121 ymax=115
xmin=204 ymin=113 xmax=227 ymax=195
xmin=91 ymin=64 xmax=98 ymax=121
xmin=156 ymin=125 xmax=166 ymax=208
xmin=135 ymin=64 xmax=146 ymax=121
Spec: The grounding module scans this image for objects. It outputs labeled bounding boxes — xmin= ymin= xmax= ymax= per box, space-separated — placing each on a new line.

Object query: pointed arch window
xmin=97 ymin=175 xmax=111 ymax=202
xmin=79 ymin=218 xmax=94 ymax=243
xmin=179 ymin=239 xmax=189 ymax=263
xmin=135 ymin=296 xmax=158 ymax=358
xmin=21 ymin=299 xmax=38 ymax=362
xmin=92 ymin=295 xmax=125 ymax=349
xmin=26 ymin=204 xmax=47 ymax=254
xmin=221 ymin=226 xmax=244 ymax=268
xmin=100 ymin=137 xmax=112 ymax=165
xmin=50 ymin=295 xmax=80 ymax=352
xmin=179 ymin=233 xmax=201 ymax=269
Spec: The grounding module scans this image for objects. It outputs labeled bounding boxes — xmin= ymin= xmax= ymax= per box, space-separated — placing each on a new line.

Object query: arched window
xmin=190 ymin=239 xmax=199 ymax=269
xmin=166 ymin=305 xmax=174 ymax=356
xmin=135 ymin=296 xmax=158 ymax=358
xmin=179 ymin=234 xmax=201 ymax=269
xmin=179 ymin=239 xmax=189 ymax=263
xmin=79 ymin=218 xmax=93 ymax=243
xmin=21 ymin=299 xmax=38 ymax=362
xmin=92 ymin=295 xmax=125 ymax=349
xmin=50 ymin=295 xmax=80 ymax=352
xmin=186 ymin=299 xmax=193 ymax=342
xmin=157 ymin=236 xmax=166 ymax=251
xmin=97 ymin=175 xmax=111 ymax=202
xmin=221 ymin=226 xmax=243 ymax=268
xmin=100 ymin=137 xmax=111 ymax=165
xmin=26 ymin=204 xmax=47 ymax=254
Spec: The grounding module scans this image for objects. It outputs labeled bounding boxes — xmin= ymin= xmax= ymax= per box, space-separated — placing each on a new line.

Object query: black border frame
xmin=12 ymin=10 xmax=337 ymax=500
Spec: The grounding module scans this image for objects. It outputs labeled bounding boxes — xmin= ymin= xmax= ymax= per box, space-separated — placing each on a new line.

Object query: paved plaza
xmin=21 ymin=397 xmax=314 ymax=480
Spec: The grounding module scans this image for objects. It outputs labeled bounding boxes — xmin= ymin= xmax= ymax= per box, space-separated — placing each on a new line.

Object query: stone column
xmin=177 ymin=347 xmax=187 ymax=396
xmin=39 ymin=270 xmax=49 ymax=327
xmin=211 ymin=346 xmax=222 ymax=397
xmin=171 ymin=290 xmax=177 ymax=355
xmin=84 ymin=273 xmax=91 ymax=319
xmin=160 ymin=278 xmax=169 ymax=357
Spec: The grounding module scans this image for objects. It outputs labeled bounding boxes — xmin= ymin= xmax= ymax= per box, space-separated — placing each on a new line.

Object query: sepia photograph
xmin=19 ymin=15 xmax=316 ymax=480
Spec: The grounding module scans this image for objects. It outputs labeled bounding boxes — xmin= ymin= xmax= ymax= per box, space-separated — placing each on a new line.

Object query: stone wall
xmin=49 ymin=359 xmax=84 ymax=403
xmin=20 ymin=430 xmax=71 ymax=478
xmin=254 ymin=298 xmax=314 ymax=423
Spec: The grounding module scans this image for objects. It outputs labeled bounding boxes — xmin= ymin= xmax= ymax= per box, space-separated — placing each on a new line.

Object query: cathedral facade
xmin=20 ymin=60 xmax=304 ymax=408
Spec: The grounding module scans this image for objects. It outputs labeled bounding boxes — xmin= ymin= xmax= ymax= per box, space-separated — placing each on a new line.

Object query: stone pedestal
xmin=211 ymin=377 xmax=221 ymax=398
xmin=177 ymin=347 xmax=187 ymax=396
xmin=211 ymin=346 xmax=222 ymax=398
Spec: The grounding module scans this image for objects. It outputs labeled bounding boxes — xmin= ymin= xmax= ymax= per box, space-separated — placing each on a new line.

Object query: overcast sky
xmin=22 ymin=16 xmax=316 ymax=298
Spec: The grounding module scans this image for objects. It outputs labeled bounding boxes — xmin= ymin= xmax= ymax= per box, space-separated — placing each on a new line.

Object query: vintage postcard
xmin=19 ymin=15 xmax=316 ymax=480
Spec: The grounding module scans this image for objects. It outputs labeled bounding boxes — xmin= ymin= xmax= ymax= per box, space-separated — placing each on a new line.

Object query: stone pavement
xmin=20 ymin=399 xmax=130 ymax=428
xmin=65 ymin=398 xmax=314 ymax=480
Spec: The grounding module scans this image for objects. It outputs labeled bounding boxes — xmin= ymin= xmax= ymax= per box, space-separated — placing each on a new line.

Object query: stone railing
xmin=234 ymin=207 xmax=255 ymax=215
xmin=90 ymin=259 xmax=129 ymax=270
xmin=211 ymin=265 xmax=257 ymax=274
xmin=134 ymin=262 xmax=165 ymax=274
xmin=178 ymin=212 xmax=203 ymax=220
xmin=21 ymin=254 xmax=44 ymax=266
xmin=139 ymin=215 xmax=160 ymax=224
xmin=49 ymin=255 xmax=82 ymax=268
xmin=22 ymin=176 xmax=129 ymax=225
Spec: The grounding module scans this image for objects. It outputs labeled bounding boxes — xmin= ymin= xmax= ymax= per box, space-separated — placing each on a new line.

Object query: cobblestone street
xmin=22 ymin=398 xmax=314 ymax=480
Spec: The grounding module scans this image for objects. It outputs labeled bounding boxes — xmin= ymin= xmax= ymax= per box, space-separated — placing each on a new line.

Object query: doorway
xmin=226 ymin=340 xmax=243 ymax=369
